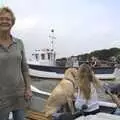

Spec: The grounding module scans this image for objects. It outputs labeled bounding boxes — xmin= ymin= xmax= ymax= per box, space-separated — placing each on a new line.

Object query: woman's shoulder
xmin=13 ymin=37 xmax=23 ymax=43
xmin=13 ymin=37 xmax=24 ymax=48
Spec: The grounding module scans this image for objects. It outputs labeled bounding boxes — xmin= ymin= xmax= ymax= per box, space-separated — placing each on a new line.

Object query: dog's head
xmin=64 ymin=68 xmax=78 ymax=81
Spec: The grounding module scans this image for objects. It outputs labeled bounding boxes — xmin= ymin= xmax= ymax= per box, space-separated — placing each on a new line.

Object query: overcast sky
xmin=1 ymin=0 xmax=120 ymax=58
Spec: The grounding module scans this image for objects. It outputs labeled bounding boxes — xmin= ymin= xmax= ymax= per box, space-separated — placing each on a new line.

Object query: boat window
xmin=48 ymin=53 xmax=50 ymax=60
xmin=35 ymin=54 xmax=39 ymax=61
xmin=41 ymin=54 xmax=45 ymax=60
xmin=54 ymin=53 xmax=56 ymax=59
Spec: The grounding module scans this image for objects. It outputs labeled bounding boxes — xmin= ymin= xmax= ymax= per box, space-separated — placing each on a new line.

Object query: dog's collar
xmin=64 ymin=77 xmax=75 ymax=89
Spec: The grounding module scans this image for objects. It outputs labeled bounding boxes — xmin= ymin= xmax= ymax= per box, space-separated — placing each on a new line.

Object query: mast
xmin=49 ymin=29 xmax=56 ymax=52
xmin=49 ymin=29 xmax=56 ymax=65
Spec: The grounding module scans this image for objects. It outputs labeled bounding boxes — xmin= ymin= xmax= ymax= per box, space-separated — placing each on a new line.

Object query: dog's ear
xmin=70 ymin=68 xmax=77 ymax=78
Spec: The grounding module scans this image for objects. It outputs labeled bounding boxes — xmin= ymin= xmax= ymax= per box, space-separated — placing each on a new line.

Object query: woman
xmin=74 ymin=63 xmax=100 ymax=116
xmin=113 ymin=64 xmax=120 ymax=82
xmin=0 ymin=7 xmax=32 ymax=120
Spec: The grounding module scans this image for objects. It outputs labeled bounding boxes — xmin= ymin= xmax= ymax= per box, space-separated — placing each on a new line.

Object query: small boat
xmin=29 ymin=86 xmax=120 ymax=120
xmin=30 ymin=85 xmax=117 ymax=113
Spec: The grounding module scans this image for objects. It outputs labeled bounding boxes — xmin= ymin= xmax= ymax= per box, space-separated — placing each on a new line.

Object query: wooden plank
xmin=26 ymin=110 xmax=51 ymax=120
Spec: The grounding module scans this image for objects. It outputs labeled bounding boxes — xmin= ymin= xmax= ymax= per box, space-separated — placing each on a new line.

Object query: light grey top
xmin=0 ymin=37 xmax=30 ymax=114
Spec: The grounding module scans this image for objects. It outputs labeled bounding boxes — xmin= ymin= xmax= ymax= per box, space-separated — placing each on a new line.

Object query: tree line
xmin=56 ymin=47 xmax=120 ymax=66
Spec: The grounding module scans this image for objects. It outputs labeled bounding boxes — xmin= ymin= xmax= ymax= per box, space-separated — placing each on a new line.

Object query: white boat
xmin=28 ymin=48 xmax=115 ymax=80
xmin=28 ymin=65 xmax=115 ymax=80
xmin=28 ymin=29 xmax=115 ymax=80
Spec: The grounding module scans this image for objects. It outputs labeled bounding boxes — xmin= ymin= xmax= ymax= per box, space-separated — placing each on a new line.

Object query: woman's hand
xmin=24 ymin=88 xmax=32 ymax=101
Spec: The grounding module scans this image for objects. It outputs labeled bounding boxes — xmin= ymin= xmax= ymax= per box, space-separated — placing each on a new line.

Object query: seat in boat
xmin=26 ymin=110 xmax=51 ymax=120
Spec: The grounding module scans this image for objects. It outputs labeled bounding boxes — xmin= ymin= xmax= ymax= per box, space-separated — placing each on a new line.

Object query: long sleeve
xmin=20 ymin=39 xmax=31 ymax=89
xmin=109 ymin=94 xmax=120 ymax=107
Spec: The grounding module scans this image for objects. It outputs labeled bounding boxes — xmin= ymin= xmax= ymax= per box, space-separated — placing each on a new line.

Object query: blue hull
xmin=28 ymin=64 xmax=115 ymax=74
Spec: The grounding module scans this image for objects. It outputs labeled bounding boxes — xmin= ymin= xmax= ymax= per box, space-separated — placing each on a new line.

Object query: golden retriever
xmin=44 ymin=68 xmax=78 ymax=117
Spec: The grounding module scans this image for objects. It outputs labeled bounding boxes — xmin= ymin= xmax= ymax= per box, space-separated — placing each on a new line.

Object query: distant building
xmin=65 ymin=56 xmax=79 ymax=67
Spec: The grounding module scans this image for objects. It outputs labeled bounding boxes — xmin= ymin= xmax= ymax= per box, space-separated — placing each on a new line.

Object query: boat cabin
xmin=28 ymin=49 xmax=56 ymax=66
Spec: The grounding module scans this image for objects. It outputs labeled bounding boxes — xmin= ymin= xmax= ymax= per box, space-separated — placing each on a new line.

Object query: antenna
xmin=49 ymin=29 xmax=56 ymax=66
xmin=49 ymin=29 xmax=56 ymax=51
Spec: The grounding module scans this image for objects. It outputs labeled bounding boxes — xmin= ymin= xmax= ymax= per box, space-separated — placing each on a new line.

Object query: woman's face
xmin=0 ymin=12 xmax=13 ymax=32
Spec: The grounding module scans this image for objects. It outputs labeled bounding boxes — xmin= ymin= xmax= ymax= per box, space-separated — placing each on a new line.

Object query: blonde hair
xmin=0 ymin=6 xmax=15 ymax=25
xmin=77 ymin=63 xmax=100 ymax=100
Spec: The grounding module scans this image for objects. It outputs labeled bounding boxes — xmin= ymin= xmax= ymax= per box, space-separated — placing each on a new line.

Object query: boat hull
xmin=28 ymin=64 xmax=115 ymax=80
xmin=29 ymin=64 xmax=115 ymax=74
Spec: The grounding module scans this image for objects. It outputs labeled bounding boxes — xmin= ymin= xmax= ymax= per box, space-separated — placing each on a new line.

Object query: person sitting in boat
xmin=74 ymin=63 xmax=101 ymax=116
xmin=113 ymin=64 xmax=120 ymax=82
xmin=105 ymin=83 xmax=120 ymax=115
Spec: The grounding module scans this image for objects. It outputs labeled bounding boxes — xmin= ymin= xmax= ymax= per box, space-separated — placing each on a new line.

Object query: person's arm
xmin=22 ymin=71 xmax=31 ymax=90
xmin=107 ymin=92 xmax=120 ymax=107
xmin=20 ymin=40 xmax=32 ymax=100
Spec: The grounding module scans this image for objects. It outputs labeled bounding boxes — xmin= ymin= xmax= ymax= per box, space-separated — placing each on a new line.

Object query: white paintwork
xmin=98 ymin=101 xmax=117 ymax=108
xmin=75 ymin=112 xmax=120 ymax=120
xmin=29 ymin=68 xmax=115 ymax=80
xmin=95 ymin=74 xmax=115 ymax=80
xmin=29 ymin=68 xmax=64 ymax=79
xmin=31 ymin=85 xmax=51 ymax=96
xmin=28 ymin=48 xmax=56 ymax=66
